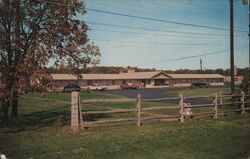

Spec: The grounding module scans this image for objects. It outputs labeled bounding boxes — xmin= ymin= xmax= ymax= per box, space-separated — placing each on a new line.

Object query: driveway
xmin=98 ymin=88 xmax=211 ymax=105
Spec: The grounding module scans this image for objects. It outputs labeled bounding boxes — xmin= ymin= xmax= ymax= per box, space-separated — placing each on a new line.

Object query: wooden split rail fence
xmin=70 ymin=91 xmax=250 ymax=131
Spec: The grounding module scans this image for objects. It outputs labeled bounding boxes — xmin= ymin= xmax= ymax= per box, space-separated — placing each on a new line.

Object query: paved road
xmin=100 ymin=88 xmax=168 ymax=99
xmin=98 ymin=88 xmax=211 ymax=105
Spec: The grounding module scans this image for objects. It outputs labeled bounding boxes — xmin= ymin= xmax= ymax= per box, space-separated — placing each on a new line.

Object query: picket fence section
xmin=70 ymin=91 xmax=250 ymax=131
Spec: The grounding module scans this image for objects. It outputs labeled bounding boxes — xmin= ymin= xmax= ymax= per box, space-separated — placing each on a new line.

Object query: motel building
xmin=50 ymin=69 xmax=225 ymax=90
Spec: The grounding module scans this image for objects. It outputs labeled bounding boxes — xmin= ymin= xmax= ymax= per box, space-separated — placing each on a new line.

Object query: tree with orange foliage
xmin=0 ymin=0 xmax=100 ymax=126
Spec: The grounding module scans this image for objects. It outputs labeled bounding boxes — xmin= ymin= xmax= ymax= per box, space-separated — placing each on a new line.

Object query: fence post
xmin=71 ymin=91 xmax=79 ymax=132
xmin=137 ymin=94 xmax=141 ymax=127
xmin=241 ymin=91 xmax=245 ymax=114
xmin=213 ymin=93 xmax=218 ymax=119
xmin=78 ymin=93 xmax=84 ymax=129
xmin=219 ymin=91 xmax=223 ymax=105
xmin=179 ymin=94 xmax=184 ymax=123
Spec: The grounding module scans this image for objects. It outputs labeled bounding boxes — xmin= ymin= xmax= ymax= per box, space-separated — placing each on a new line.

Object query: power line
xmin=35 ymin=0 xmax=248 ymax=34
xmin=91 ymin=28 xmax=247 ymax=39
xmin=139 ymin=49 xmax=229 ymax=66
xmin=35 ymin=0 xmax=248 ymax=36
xmin=91 ymin=38 xmax=229 ymax=46
xmin=87 ymin=21 xmax=247 ymax=37
xmin=86 ymin=8 xmax=248 ymax=33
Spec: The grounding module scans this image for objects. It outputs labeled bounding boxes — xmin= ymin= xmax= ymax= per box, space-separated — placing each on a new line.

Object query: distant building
xmin=51 ymin=69 xmax=225 ymax=89
xmin=224 ymin=76 xmax=244 ymax=85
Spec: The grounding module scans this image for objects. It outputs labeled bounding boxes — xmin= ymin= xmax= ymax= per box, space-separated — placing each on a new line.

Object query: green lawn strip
xmin=82 ymin=101 xmax=180 ymax=121
xmin=164 ymin=87 xmax=231 ymax=97
xmin=17 ymin=92 xmax=125 ymax=127
xmin=20 ymin=92 xmax=126 ymax=116
xmin=19 ymin=92 xmax=241 ymax=128
xmin=0 ymin=114 xmax=249 ymax=159
xmin=23 ymin=92 xmax=126 ymax=102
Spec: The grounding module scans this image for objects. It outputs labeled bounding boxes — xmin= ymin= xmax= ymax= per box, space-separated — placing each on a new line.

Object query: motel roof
xmin=168 ymin=74 xmax=225 ymax=79
xmin=51 ymin=72 xmax=170 ymax=80
xmin=51 ymin=72 xmax=224 ymax=81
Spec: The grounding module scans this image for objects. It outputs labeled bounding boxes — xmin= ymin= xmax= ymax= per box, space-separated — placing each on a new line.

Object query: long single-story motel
xmin=51 ymin=69 xmax=226 ymax=89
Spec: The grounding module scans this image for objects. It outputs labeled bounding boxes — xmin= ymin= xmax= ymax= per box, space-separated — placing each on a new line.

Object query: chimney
xmin=127 ymin=68 xmax=136 ymax=73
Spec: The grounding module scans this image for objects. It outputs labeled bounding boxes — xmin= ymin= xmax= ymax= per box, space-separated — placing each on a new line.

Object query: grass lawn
xmin=0 ymin=91 xmax=249 ymax=159
xmin=18 ymin=92 xmax=128 ymax=126
xmin=163 ymin=87 xmax=231 ymax=97
xmin=0 ymin=115 xmax=249 ymax=159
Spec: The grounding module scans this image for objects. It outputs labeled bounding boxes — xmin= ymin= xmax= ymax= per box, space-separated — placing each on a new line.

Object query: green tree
xmin=0 ymin=0 xmax=100 ymax=126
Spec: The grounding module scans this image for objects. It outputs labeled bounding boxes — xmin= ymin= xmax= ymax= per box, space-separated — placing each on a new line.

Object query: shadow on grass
xmin=7 ymin=107 xmax=113 ymax=132
xmin=83 ymin=110 xmax=112 ymax=122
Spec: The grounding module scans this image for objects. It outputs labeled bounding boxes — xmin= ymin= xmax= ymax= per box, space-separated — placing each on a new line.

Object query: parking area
xmin=99 ymin=88 xmax=167 ymax=99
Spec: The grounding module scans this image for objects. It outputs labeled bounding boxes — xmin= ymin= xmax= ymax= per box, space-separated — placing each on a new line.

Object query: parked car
xmin=88 ymin=84 xmax=108 ymax=91
xmin=191 ymin=82 xmax=210 ymax=88
xmin=120 ymin=83 xmax=140 ymax=89
xmin=63 ymin=83 xmax=81 ymax=92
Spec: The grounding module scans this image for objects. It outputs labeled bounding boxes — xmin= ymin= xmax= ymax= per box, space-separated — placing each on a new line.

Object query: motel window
xmin=147 ymin=80 xmax=151 ymax=84
xmin=122 ymin=80 xmax=126 ymax=84
xmin=112 ymin=80 xmax=116 ymax=85
xmin=87 ymin=80 xmax=91 ymax=85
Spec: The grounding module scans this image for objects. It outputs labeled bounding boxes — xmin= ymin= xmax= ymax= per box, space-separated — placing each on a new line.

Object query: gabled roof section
xmin=151 ymin=72 xmax=173 ymax=79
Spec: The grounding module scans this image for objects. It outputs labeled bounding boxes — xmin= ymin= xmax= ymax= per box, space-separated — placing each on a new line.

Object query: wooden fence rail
xmin=82 ymin=109 xmax=136 ymax=115
xmin=82 ymin=98 xmax=136 ymax=104
xmin=70 ymin=91 xmax=250 ymax=131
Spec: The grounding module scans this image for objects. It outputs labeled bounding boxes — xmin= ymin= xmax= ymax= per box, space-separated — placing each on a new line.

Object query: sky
xmin=80 ymin=0 xmax=249 ymax=70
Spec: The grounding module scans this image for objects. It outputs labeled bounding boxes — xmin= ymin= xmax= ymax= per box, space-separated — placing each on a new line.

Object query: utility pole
xmin=243 ymin=0 xmax=250 ymax=67
xmin=248 ymin=0 xmax=250 ymax=97
xmin=242 ymin=0 xmax=250 ymax=96
xmin=230 ymin=0 xmax=235 ymax=93
xmin=247 ymin=0 xmax=250 ymax=96
xmin=200 ymin=58 xmax=203 ymax=72
xmin=248 ymin=1 xmax=250 ymax=96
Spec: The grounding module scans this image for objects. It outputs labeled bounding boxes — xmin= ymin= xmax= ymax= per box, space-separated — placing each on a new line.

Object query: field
xmin=0 ymin=88 xmax=249 ymax=159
